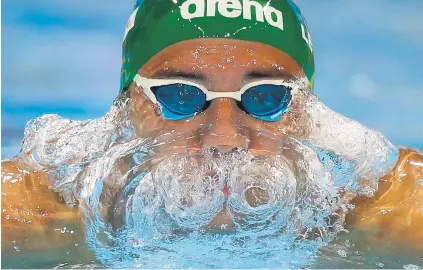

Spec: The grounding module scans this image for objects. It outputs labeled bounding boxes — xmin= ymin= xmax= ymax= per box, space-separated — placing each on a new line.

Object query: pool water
xmin=2 ymin=90 xmax=422 ymax=269
xmin=3 ymin=227 xmax=422 ymax=268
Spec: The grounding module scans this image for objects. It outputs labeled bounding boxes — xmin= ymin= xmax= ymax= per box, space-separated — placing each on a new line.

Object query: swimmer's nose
xmin=202 ymin=98 xmax=249 ymax=152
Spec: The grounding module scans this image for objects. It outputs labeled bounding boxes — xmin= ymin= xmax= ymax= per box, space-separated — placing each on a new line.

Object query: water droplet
xmin=380 ymin=209 xmax=392 ymax=214
xmin=337 ymin=249 xmax=347 ymax=258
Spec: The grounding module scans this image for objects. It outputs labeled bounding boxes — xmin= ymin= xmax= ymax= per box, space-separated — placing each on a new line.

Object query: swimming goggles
xmin=133 ymin=74 xmax=293 ymax=122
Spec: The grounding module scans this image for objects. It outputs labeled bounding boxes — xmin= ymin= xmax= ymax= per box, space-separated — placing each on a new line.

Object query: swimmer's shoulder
xmin=346 ymin=148 xmax=423 ymax=248
xmin=396 ymin=147 xmax=423 ymax=175
xmin=1 ymin=159 xmax=83 ymax=250
xmin=381 ymin=147 xmax=423 ymax=197
xmin=2 ymin=159 xmax=45 ymax=194
xmin=1 ymin=159 xmax=80 ymax=220
xmin=1 ymin=159 xmax=61 ymax=204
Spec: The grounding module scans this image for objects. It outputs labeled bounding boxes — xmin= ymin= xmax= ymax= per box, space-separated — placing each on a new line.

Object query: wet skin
xmin=1 ymin=39 xmax=423 ymax=252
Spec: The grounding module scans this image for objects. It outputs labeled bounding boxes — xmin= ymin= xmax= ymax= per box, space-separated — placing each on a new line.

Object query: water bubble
xmin=380 ymin=209 xmax=392 ymax=215
xmin=376 ymin=262 xmax=384 ymax=268
xmin=358 ymin=186 xmax=375 ymax=197
xmin=344 ymin=239 xmax=351 ymax=248
xmin=403 ymin=264 xmax=421 ymax=270
xmin=336 ymin=249 xmax=347 ymax=258
xmin=223 ymin=56 xmax=235 ymax=63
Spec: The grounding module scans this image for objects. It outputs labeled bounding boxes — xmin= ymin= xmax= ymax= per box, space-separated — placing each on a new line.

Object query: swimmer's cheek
xmin=345 ymin=149 xmax=423 ymax=249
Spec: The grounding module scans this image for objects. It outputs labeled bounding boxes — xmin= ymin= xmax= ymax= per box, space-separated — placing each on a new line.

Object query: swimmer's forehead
xmin=139 ymin=39 xmax=303 ymax=81
xmin=152 ymin=68 xmax=294 ymax=82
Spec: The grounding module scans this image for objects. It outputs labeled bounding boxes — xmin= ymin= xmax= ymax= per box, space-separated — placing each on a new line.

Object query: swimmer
xmin=2 ymin=0 xmax=423 ymax=262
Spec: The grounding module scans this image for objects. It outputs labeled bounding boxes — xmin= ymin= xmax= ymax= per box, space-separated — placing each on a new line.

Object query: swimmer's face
xmin=129 ymin=38 xmax=307 ymax=156
xmin=127 ymin=39 xmax=316 ymax=230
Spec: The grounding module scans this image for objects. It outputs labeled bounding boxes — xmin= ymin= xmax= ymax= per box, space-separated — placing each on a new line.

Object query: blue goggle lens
xmin=153 ymin=83 xmax=207 ymax=116
xmin=240 ymin=84 xmax=292 ymax=118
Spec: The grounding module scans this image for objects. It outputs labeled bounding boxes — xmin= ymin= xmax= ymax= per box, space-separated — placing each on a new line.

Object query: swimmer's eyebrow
xmin=245 ymin=69 xmax=294 ymax=80
xmin=151 ymin=68 xmax=206 ymax=81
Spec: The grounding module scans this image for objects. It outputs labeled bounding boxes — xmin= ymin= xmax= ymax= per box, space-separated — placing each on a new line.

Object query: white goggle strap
xmin=133 ymin=74 xmax=160 ymax=105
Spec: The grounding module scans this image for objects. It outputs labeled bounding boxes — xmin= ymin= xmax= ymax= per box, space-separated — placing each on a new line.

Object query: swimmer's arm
xmin=1 ymin=160 xmax=88 ymax=251
xmin=346 ymin=148 xmax=423 ymax=249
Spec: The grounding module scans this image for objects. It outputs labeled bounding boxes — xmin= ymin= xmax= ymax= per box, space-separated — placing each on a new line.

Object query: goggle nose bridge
xmin=205 ymin=91 xmax=243 ymax=102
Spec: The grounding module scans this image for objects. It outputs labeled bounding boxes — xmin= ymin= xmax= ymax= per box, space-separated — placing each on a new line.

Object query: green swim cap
xmin=120 ymin=0 xmax=314 ymax=92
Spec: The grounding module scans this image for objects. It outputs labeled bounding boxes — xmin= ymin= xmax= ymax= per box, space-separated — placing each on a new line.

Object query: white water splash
xmin=13 ymin=79 xmax=400 ymax=268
